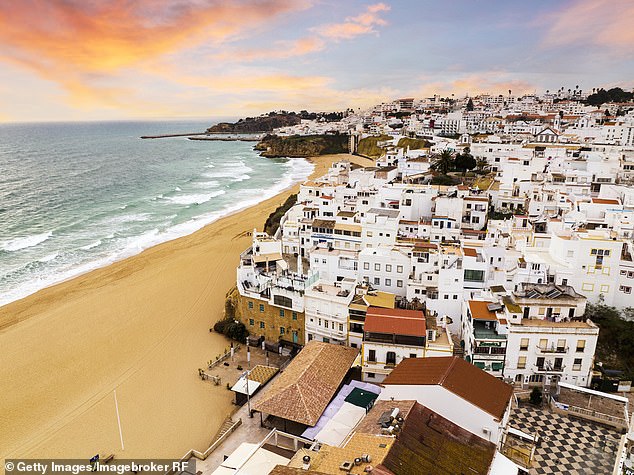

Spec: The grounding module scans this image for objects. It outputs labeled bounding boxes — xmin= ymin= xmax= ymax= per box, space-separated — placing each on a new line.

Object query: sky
xmin=0 ymin=0 xmax=633 ymax=122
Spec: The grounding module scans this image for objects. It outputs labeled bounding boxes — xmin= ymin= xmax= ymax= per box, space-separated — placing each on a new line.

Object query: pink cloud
xmin=316 ymin=3 xmax=390 ymax=40
xmin=542 ymin=0 xmax=634 ymax=49
xmin=417 ymin=73 xmax=535 ymax=98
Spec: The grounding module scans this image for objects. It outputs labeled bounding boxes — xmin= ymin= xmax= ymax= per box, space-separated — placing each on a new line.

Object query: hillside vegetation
xmin=264 ymin=194 xmax=297 ymax=235
xmin=357 ymin=135 xmax=391 ymax=158
xmin=254 ymin=134 xmax=349 ymax=158
xmin=397 ymin=137 xmax=432 ymax=150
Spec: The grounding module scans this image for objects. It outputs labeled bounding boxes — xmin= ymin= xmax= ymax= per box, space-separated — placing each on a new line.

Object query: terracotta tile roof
xmin=381 ymin=357 xmax=513 ymax=420
xmin=591 ymin=198 xmax=620 ymax=205
xmin=355 ymin=400 xmax=416 ymax=436
xmin=269 ymin=466 xmax=329 ymax=475
xmin=468 ymin=300 xmax=497 ymax=321
xmin=364 ymin=307 xmax=426 ymax=336
xmin=248 ymin=365 xmax=279 ymax=385
xmin=287 ymin=433 xmax=394 ymax=474
xmin=253 ymin=341 xmax=358 ymax=426
xmin=462 ymin=247 xmax=477 ymax=257
xmin=375 ymin=402 xmax=496 ymax=475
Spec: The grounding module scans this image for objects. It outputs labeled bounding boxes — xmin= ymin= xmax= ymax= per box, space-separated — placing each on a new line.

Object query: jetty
xmin=140 ymin=132 xmax=206 ymax=139
xmin=188 ymin=135 xmax=261 ymax=142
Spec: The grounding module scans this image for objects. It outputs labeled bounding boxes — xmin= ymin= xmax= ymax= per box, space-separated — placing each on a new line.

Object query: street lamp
xmin=242 ymin=368 xmax=253 ymax=418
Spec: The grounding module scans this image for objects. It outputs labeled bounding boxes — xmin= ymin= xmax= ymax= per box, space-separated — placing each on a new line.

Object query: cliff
xmin=254 ymin=134 xmax=349 ymax=158
xmin=207 ymin=113 xmax=301 ymax=134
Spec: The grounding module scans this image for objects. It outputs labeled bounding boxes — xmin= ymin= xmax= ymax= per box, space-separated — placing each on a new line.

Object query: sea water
xmin=0 ymin=120 xmax=313 ymax=306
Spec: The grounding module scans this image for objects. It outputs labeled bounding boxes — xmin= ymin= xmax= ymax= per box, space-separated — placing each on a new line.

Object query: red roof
xmin=468 ymin=300 xmax=497 ymax=321
xmin=592 ymin=198 xmax=619 ymax=205
xmin=463 ymin=247 xmax=477 ymax=257
xmin=364 ymin=307 xmax=426 ymax=336
xmin=382 ymin=357 xmax=513 ymax=419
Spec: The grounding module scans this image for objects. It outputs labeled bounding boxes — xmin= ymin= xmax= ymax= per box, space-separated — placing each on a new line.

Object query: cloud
xmin=542 ymin=0 xmax=634 ymax=50
xmin=213 ymin=2 xmax=391 ymax=63
xmin=416 ymin=73 xmax=535 ymax=97
xmin=212 ymin=37 xmax=326 ymax=62
xmin=315 ymin=2 xmax=390 ymax=40
xmin=0 ymin=0 xmax=306 ymax=106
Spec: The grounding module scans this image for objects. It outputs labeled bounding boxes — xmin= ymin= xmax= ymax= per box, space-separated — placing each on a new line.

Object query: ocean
xmin=0 ymin=120 xmax=313 ymax=307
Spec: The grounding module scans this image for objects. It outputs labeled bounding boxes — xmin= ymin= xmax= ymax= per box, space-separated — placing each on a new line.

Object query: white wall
xmin=378 ymin=384 xmax=506 ymax=445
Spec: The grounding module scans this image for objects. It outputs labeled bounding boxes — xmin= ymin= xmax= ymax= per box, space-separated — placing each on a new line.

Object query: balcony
xmin=536 ymin=346 xmax=568 ymax=354
xmin=535 ymin=365 xmax=565 ymax=373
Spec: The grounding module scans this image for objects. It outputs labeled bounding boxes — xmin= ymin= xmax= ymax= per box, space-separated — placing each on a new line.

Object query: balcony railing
xmin=535 ymin=365 xmax=565 ymax=373
xmin=536 ymin=346 xmax=568 ymax=354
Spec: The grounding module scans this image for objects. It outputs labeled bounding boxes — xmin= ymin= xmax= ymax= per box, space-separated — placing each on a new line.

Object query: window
xmin=517 ymin=356 xmax=526 ymax=369
xmin=557 ymin=339 xmax=566 ymax=352
xmin=367 ymin=372 xmax=375 ymax=379
xmin=374 ymin=277 xmax=380 ymax=285
xmin=367 ymin=231 xmax=373 ymax=237
xmin=259 ymin=304 xmax=265 ymax=312
xmin=273 ymin=295 xmax=293 ymax=310
xmin=385 ymin=278 xmax=391 ymax=286
xmin=324 ymin=321 xmax=329 ymax=329
xmin=364 ymin=262 xmax=370 ymax=270
xmin=339 ymin=323 xmax=344 ymax=332
xmin=536 ymin=357 xmax=545 ymax=370
xmin=444 ymin=295 xmax=449 ymax=300
xmin=248 ymin=301 xmax=253 ymax=309
xmin=374 ymin=263 xmax=381 ymax=271
xmin=573 ymin=358 xmax=582 ymax=371
xmin=464 ymin=269 xmax=485 ymax=282
xmin=280 ymin=327 xmax=285 ymax=335
xmin=260 ymin=321 xmax=265 ymax=329
xmin=279 ymin=309 xmax=285 ymax=317
xmin=581 ymin=283 xmax=594 ymax=292
xmin=386 ymin=351 xmax=396 ymax=366
xmin=292 ymin=312 xmax=298 ymax=320
xmin=576 ymin=340 xmax=586 ymax=352
xmin=520 ymin=338 xmax=529 ymax=351
xmin=368 ymin=350 xmax=376 ymax=362
xmin=620 ymin=286 xmax=632 ymax=294
xmin=386 ymin=264 xmax=392 ymax=272
xmin=397 ymin=280 xmax=403 ymax=287
xmin=249 ymin=319 xmax=254 ymax=326
xmin=600 ymin=284 xmax=610 ymax=293
xmin=409 ymin=353 xmax=417 ymax=358
xmin=539 ymin=339 xmax=548 ymax=349
xmin=397 ymin=265 xmax=403 ymax=273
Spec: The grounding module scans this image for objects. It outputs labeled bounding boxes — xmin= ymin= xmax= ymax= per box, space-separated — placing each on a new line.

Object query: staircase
xmin=451 ymin=334 xmax=465 ymax=358
xmin=211 ymin=418 xmax=237 ymax=445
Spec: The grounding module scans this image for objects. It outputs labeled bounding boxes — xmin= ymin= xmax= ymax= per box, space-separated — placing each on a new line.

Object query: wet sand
xmin=0 ymin=153 xmax=372 ymax=462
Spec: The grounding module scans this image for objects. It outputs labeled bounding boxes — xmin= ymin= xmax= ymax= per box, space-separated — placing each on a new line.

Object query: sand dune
xmin=0 ymin=154 xmax=372 ymax=463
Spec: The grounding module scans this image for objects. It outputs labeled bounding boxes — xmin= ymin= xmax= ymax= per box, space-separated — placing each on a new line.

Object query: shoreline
xmin=0 ymin=156 xmax=312 ymax=313
xmin=0 ymin=153 xmax=372 ymax=462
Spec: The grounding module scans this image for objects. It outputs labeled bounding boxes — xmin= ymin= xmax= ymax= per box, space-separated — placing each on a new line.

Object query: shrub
xmin=213 ymin=317 xmax=249 ymax=342
xmin=530 ymin=387 xmax=542 ymax=405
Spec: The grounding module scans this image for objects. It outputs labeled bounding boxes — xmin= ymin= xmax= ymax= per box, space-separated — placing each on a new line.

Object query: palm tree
xmin=431 ymin=149 xmax=455 ymax=175
xmin=475 ymin=158 xmax=490 ymax=173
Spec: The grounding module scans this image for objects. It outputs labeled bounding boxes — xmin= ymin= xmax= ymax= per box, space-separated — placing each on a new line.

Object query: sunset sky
xmin=1 ymin=0 xmax=633 ymax=122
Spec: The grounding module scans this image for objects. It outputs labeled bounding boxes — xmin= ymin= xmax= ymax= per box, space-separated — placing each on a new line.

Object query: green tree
xmin=454 ymin=148 xmax=476 ymax=175
xmin=431 ymin=149 xmax=455 ymax=175
xmin=475 ymin=158 xmax=490 ymax=173
xmin=530 ymin=387 xmax=542 ymax=405
xmin=466 ymin=98 xmax=474 ymax=111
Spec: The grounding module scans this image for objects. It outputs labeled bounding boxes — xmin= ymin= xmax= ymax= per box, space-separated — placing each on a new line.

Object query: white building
xmin=304 ymin=278 xmax=356 ymax=345
xmin=380 ymin=356 xmax=514 ymax=446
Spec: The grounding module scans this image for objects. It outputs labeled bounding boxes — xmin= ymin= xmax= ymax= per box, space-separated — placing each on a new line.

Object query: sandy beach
xmin=0 ymin=153 xmax=372 ymax=463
